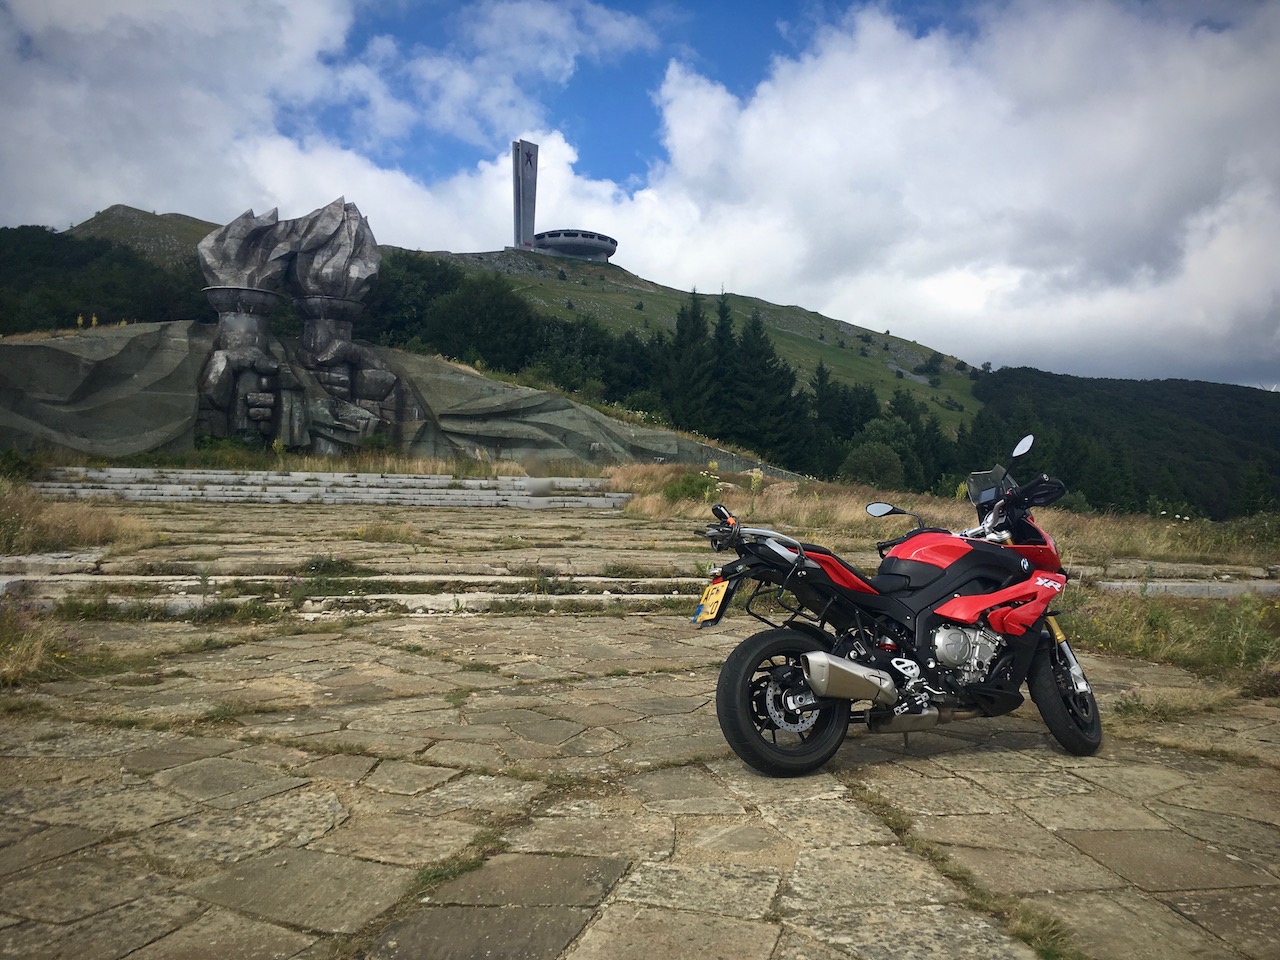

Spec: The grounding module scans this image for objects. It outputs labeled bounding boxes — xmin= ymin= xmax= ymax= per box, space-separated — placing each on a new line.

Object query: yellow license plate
xmin=692 ymin=580 xmax=729 ymax=625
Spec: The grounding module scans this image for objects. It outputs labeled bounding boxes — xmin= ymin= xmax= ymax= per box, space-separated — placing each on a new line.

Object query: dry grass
xmin=1040 ymin=510 xmax=1280 ymax=568
xmin=1112 ymin=686 xmax=1240 ymax=722
xmin=613 ymin=464 xmax=1280 ymax=568
xmin=343 ymin=521 xmax=422 ymax=544
xmin=0 ymin=599 xmax=62 ymax=686
xmin=0 ymin=479 xmax=151 ymax=554
xmin=0 ymin=478 xmax=155 ymax=685
xmin=280 ymin=452 xmax=531 ymax=477
xmin=1067 ymin=591 xmax=1280 ymax=679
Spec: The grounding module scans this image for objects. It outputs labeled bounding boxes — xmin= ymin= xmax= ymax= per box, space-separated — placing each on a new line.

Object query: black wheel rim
xmin=744 ymin=652 xmax=825 ymax=751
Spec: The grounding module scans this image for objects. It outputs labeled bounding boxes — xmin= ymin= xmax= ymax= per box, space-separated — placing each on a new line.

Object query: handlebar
xmin=700 ymin=504 xmax=807 ymax=559
xmin=961 ymin=498 xmax=1006 ymax=540
xmin=960 ymin=473 xmax=1065 ymax=540
xmin=876 ymin=533 xmax=911 ymax=556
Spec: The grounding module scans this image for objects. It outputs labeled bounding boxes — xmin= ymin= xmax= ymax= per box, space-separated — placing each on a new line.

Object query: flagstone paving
xmin=0 ymin=500 xmax=1277 ymax=958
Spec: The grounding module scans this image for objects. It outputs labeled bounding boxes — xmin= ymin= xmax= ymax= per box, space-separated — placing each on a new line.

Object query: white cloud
xmin=0 ymin=0 xmax=355 ymax=225
xmin=601 ymin=2 xmax=1280 ymax=384
xmin=0 ymin=0 xmax=1277 ymax=385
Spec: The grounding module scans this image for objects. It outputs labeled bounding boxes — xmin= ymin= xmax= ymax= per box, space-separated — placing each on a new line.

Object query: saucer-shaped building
xmin=533 ymin=229 xmax=617 ymax=262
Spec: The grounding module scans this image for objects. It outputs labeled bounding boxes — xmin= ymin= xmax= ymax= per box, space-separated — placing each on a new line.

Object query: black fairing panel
xmin=956 ymin=539 xmax=1032 ymax=585
xmin=876 ymin=558 xmax=944 ymax=590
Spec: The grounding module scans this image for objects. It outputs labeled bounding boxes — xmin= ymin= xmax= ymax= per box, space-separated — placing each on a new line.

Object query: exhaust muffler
xmin=801 ymin=652 xmax=898 ymax=705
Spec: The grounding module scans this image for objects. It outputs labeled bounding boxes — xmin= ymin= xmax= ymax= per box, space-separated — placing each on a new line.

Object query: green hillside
xmin=431 ymin=248 xmax=979 ymax=433
xmin=68 ymin=204 xmax=218 ymax=268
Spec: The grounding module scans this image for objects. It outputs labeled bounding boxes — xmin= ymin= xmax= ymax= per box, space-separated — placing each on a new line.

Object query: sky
xmin=2 ymin=0 xmax=1279 ymax=389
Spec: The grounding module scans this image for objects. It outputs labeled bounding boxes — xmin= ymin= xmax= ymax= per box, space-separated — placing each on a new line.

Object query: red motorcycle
xmin=694 ymin=435 xmax=1101 ymax=776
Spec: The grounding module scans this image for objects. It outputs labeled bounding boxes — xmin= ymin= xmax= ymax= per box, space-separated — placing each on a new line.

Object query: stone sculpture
xmin=194 ymin=199 xmax=407 ymax=453
xmin=0 ymin=319 xmax=758 ymax=469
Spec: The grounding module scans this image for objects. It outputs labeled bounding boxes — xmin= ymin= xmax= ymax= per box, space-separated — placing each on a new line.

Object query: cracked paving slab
xmin=0 ymin=502 xmax=1277 ymax=959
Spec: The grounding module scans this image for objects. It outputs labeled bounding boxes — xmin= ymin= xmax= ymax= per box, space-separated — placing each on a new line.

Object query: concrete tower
xmin=512 ymin=139 xmax=538 ymax=248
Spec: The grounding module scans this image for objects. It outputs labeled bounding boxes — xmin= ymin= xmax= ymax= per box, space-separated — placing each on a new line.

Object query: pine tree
xmin=663 ymin=290 xmax=717 ymax=431
xmin=704 ymin=291 xmax=740 ymax=440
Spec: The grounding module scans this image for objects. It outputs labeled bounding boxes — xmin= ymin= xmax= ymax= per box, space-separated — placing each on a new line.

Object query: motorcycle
xmin=693 ymin=434 xmax=1101 ymax=777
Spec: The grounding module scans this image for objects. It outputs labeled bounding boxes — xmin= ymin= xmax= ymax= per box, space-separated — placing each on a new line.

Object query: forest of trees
xmin=364 ymin=249 xmax=964 ymax=487
xmin=0 ymin=226 xmax=212 ymax=333
xmin=964 ymin=369 xmax=1280 ymax=520
xmin=3 ymin=229 xmax=1277 ymax=519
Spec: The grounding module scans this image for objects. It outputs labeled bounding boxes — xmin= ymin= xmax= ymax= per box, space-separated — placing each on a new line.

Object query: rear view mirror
xmin=1012 ymin=435 xmax=1034 ymax=459
xmin=866 ymin=502 xmax=897 ymax=518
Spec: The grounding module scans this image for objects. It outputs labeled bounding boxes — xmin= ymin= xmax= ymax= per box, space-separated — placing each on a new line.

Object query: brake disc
xmin=764 ymin=672 xmax=820 ymax=734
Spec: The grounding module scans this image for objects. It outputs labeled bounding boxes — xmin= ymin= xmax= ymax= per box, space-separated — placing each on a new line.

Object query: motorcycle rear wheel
xmin=715 ymin=627 xmax=849 ymax=777
xmin=1028 ymin=640 xmax=1102 ymax=756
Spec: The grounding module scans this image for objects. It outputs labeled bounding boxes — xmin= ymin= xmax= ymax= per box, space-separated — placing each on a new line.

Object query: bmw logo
xmin=1020 ymin=558 xmax=1031 ymax=572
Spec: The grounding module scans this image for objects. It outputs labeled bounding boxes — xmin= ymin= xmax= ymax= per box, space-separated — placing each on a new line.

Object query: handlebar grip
xmin=1009 ymin=474 xmax=1066 ymax=509
xmin=1010 ymin=474 xmax=1046 ymax=506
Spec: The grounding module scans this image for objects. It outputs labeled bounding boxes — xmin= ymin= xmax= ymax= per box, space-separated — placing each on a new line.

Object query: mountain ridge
xmin=63 ymin=205 xmax=983 ymax=433
xmin=2 ymin=205 xmax=1275 ymax=516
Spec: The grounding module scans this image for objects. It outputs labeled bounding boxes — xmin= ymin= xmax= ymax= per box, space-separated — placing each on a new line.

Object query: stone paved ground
xmin=1 ymin=501 xmax=1278 ymax=959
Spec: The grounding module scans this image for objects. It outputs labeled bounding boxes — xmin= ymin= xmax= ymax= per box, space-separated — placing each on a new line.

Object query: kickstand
xmin=902 ymin=733 xmax=910 ymax=751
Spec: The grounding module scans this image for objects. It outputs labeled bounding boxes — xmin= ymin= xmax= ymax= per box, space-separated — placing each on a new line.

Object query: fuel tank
xmin=880 ymin=531 xmax=1031 ymax=591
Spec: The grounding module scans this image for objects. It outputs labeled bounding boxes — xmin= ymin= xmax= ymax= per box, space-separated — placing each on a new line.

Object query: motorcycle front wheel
xmin=715 ymin=627 xmax=849 ymax=777
xmin=1028 ymin=640 xmax=1102 ymax=756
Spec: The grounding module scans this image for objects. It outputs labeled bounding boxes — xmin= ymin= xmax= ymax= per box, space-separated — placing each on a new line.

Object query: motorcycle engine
xmin=930 ymin=623 xmax=1004 ymax=685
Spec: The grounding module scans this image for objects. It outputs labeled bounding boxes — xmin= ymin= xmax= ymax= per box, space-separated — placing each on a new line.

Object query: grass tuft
xmin=0 ymin=592 xmax=64 ymax=686
xmin=413 ymin=828 xmax=509 ymax=892
xmin=0 ymin=478 xmax=151 ymax=554
xmin=1066 ymin=591 xmax=1279 ymax=680
xmin=1112 ymin=687 xmax=1238 ymax=722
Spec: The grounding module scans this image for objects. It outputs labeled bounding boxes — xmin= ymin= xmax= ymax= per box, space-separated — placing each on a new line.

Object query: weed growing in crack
xmin=838 ymin=775 xmax=1089 ymax=960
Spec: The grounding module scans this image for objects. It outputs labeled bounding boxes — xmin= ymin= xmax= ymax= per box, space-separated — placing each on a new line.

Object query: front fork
xmin=1045 ymin=615 xmax=1091 ymax=695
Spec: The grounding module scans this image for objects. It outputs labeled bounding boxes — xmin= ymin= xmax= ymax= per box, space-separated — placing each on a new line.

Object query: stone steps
xmin=1095 ymin=578 xmax=1280 ymax=598
xmin=33 ymin=467 xmax=631 ymax=510
xmin=0 ymin=557 xmax=703 ymax=615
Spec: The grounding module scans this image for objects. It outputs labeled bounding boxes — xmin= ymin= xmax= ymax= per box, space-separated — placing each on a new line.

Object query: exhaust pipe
xmin=801 ymin=652 xmax=898 ymax=705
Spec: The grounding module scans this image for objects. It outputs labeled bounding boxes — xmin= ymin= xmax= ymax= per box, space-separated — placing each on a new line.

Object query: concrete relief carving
xmin=194 ymin=199 xmax=399 ymax=452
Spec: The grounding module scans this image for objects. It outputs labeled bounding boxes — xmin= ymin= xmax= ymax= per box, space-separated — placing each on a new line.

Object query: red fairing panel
xmin=885 ymin=532 xmax=974 ymax=570
xmin=776 ymin=545 xmax=879 ymax=594
xmin=933 ymin=572 xmax=1067 ymax=636
xmin=810 ymin=552 xmax=878 ymax=594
